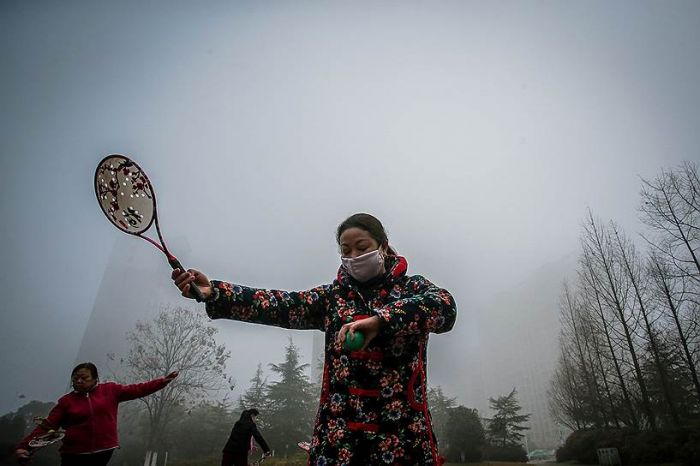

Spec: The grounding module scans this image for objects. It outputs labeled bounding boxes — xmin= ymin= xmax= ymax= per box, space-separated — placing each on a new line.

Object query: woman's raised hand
xmin=171 ymin=269 xmax=213 ymax=300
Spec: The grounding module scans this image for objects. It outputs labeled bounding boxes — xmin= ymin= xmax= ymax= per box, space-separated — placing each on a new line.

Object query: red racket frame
xmin=94 ymin=154 xmax=205 ymax=301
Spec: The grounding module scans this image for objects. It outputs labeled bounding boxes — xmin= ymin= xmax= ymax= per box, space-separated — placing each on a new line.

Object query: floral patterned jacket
xmin=205 ymin=255 xmax=457 ymax=465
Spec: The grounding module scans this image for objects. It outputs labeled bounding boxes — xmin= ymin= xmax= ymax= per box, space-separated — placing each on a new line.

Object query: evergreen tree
xmin=486 ymin=388 xmax=530 ymax=447
xmin=427 ymin=386 xmax=457 ymax=447
xmin=238 ymin=363 xmax=270 ymax=430
xmin=265 ymin=338 xmax=316 ymax=454
xmin=444 ymin=405 xmax=485 ymax=463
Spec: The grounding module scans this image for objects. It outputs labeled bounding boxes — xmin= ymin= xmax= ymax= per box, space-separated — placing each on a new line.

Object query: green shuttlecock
xmin=344 ymin=331 xmax=365 ymax=351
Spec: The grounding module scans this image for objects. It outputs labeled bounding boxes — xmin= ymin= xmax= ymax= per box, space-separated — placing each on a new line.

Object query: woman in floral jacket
xmin=172 ymin=213 xmax=456 ymax=465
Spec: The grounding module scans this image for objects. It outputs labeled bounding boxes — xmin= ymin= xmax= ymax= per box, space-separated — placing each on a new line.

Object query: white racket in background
xmin=18 ymin=417 xmax=65 ymax=464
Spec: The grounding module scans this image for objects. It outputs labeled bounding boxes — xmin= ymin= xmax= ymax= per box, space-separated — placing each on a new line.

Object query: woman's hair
xmin=71 ymin=362 xmax=98 ymax=379
xmin=336 ymin=213 xmax=396 ymax=255
xmin=239 ymin=408 xmax=260 ymax=422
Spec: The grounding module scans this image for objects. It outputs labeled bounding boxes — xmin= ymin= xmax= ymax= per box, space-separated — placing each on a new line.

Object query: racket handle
xmin=169 ymin=258 xmax=205 ymax=302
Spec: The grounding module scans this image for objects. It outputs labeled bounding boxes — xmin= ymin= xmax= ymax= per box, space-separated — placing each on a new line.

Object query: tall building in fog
xmin=75 ymin=235 xmax=191 ymax=375
xmin=472 ymin=253 xmax=576 ymax=449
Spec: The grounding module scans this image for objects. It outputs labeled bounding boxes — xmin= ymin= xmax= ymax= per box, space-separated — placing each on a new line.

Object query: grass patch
xmin=445 ymin=463 xmax=530 ymax=466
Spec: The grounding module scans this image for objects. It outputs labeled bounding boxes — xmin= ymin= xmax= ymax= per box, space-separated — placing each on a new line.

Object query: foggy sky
xmin=2 ymin=0 xmax=699 ymax=415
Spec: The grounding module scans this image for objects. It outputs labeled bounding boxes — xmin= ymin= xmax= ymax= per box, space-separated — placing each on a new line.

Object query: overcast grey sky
xmin=1 ymin=0 xmax=699 ymax=415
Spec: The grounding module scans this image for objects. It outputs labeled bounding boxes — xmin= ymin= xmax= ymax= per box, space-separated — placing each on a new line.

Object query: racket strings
xmin=96 ymin=158 xmax=154 ymax=234
xmin=29 ymin=431 xmax=64 ymax=448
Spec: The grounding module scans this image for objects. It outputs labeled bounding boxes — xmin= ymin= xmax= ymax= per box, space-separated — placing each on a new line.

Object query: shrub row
xmin=556 ymin=427 xmax=700 ymax=465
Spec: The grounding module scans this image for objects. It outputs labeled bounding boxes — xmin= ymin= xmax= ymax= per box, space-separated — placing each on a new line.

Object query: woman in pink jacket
xmin=16 ymin=362 xmax=178 ymax=466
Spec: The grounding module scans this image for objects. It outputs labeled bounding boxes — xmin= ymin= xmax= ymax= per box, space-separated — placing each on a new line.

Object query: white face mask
xmin=341 ymin=249 xmax=385 ymax=282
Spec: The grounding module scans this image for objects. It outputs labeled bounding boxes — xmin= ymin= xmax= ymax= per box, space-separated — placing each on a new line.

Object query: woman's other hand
xmin=337 ymin=316 xmax=384 ymax=351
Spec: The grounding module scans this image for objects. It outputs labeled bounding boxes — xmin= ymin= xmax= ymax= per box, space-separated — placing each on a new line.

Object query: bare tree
xmin=550 ymin=162 xmax=700 ymax=440
xmin=581 ymin=211 xmax=655 ymax=429
xmin=611 ymin=223 xmax=680 ymax=427
xmin=550 ymin=247 xmax=638 ymax=431
xmin=582 ymin=309 xmax=622 ymax=428
xmin=639 ymin=161 xmax=700 ymax=414
xmin=548 ymin=349 xmax=586 ymax=431
xmin=640 ymin=161 xmax=700 ymax=289
xmin=648 ymin=252 xmax=700 ymax=403
xmin=121 ymin=306 xmax=231 ymax=455
xmin=558 ymin=283 xmax=606 ymax=427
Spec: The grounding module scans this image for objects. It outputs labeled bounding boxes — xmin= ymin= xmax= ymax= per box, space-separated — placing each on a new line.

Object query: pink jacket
xmin=18 ymin=379 xmax=169 ymax=454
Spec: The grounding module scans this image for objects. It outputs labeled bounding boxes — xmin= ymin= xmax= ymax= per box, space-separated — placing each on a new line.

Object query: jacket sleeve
xmin=16 ymin=400 xmax=65 ymax=450
xmin=116 ymin=378 xmax=170 ymax=402
xmin=374 ymin=275 xmax=456 ymax=337
xmin=252 ymin=424 xmax=271 ymax=453
xmin=205 ymin=280 xmax=330 ymax=331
